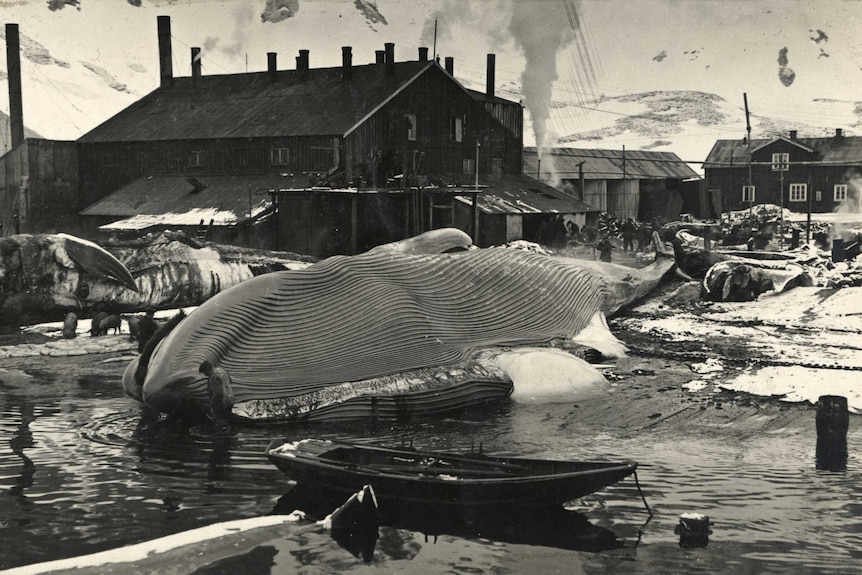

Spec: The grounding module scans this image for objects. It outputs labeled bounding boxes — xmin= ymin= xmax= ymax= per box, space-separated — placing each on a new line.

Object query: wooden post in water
xmin=675 ymin=513 xmax=710 ymax=548
xmin=816 ymin=395 xmax=849 ymax=472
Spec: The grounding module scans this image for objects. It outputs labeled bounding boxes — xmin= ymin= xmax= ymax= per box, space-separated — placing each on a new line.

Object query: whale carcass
xmin=124 ymin=229 xmax=677 ymax=421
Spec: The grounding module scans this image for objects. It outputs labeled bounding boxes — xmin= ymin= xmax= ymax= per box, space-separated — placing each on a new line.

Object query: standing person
xmin=199 ymin=360 xmax=235 ymax=433
xmin=621 ymin=218 xmax=637 ymax=252
xmin=596 ymin=236 xmax=614 ymax=262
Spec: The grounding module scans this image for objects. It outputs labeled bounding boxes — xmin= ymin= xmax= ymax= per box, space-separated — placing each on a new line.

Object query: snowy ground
xmin=616 ymin=284 xmax=862 ymax=412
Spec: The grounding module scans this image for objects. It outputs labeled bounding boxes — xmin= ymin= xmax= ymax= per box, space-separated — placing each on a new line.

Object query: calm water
xmin=1 ymin=362 xmax=862 ymax=574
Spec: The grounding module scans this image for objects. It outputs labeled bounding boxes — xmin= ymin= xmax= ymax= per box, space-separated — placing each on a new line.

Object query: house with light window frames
xmin=703 ymin=129 xmax=861 ymax=214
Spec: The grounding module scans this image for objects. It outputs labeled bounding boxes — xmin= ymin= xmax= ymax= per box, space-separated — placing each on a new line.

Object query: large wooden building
xmin=703 ymin=129 xmax=862 ymax=215
xmin=75 ymin=16 xmax=586 ymax=254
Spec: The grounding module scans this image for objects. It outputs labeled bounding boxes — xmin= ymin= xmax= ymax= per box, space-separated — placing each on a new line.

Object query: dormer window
xmin=188 ymin=150 xmax=206 ymax=168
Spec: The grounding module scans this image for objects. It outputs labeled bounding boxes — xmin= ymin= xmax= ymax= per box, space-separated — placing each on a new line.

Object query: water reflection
xmin=272 ymin=482 xmax=626 ymax=554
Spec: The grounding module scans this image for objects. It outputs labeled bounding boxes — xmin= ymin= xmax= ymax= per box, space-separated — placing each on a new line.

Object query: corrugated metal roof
xmin=523 ymin=146 xmax=700 ymax=180
xmin=455 ymin=173 xmax=599 ymax=215
xmin=79 ymin=173 xmax=302 ymax=224
xmin=704 ymin=135 xmax=862 ymax=167
xmin=78 ymin=61 xmax=437 ymax=142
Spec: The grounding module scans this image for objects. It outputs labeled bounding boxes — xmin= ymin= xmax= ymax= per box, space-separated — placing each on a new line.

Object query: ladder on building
xmin=195 ymin=218 xmax=213 ymax=241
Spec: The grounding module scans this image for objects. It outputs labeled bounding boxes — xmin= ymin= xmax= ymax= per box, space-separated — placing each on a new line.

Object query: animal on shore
xmin=136 ymin=316 xmax=161 ymax=353
xmin=95 ymin=314 xmax=122 ymax=336
xmin=126 ymin=315 xmax=141 ymax=342
xmin=89 ymin=312 xmax=109 ymax=336
xmin=62 ymin=312 xmax=78 ymax=339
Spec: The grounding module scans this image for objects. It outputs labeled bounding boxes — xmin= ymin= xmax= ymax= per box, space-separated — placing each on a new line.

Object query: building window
xmin=835 ymin=184 xmax=848 ymax=201
xmin=271 ymin=147 xmax=289 ymax=166
xmin=405 ymin=113 xmax=417 ymax=141
xmin=462 ymin=158 xmax=475 ymax=175
xmin=188 ymin=150 xmax=206 ymax=167
xmin=816 ymin=190 xmax=822 ymax=202
xmin=771 ymin=152 xmax=789 ymax=171
xmin=789 ymin=183 xmax=807 ymax=202
xmin=451 ymin=116 xmax=463 ymax=142
xmin=742 ymin=185 xmax=755 ymax=202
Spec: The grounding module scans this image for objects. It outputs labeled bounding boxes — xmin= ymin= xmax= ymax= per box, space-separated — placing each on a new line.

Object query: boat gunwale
xmin=265 ymin=438 xmax=638 ymax=485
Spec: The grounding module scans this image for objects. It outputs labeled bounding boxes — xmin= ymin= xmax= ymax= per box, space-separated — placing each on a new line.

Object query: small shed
xmin=452 ymin=173 xmax=599 ymax=246
xmin=524 ymin=146 xmax=701 ymax=223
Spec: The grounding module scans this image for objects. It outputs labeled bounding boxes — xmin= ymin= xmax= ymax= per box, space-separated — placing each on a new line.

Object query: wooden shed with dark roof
xmin=77 ymin=17 xmax=527 ymax=253
xmin=523 ymin=146 xmax=701 ymax=224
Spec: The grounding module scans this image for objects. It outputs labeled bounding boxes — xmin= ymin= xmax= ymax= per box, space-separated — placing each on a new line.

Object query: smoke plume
xmin=203 ymin=3 xmax=255 ymax=60
xmin=420 ymin=0 xmax=596 ymax=188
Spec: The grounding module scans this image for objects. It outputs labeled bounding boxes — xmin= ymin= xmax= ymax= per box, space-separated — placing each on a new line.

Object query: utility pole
xmin=744 ymin=93 xmax=753 ymax=220
xmin=622 ymin=145 xmax=627 ymax=219
xmin=807 ymin=174 xmax=812 ymax=244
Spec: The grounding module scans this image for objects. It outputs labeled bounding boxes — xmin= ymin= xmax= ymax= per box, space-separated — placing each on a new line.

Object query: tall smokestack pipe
xmin=486 ymin=53 xmax=495 ymax=98
xmin=5 ymin=23 xmax=24 ymax=149
xmin=342 ymin=46 xmax=352 ymax=79
xmin=267 ymin=52 xmax=277 ymax=82
xmin=444 ymin=56 xmax=454 ymax=76
xmin=375 ymin=50 xmax=385 ymax=65
xmin=191 ymin=47 xmax=201 ymax=85
xmin=298 ymin=49 xmax=309 ymax=76
xmin=157 ymin=15 xmax=173 ymax=88
xmin=418 ymin=47 xmax=429 ymax=61
xmin=385 ymin=42 xmax=395 ymax=75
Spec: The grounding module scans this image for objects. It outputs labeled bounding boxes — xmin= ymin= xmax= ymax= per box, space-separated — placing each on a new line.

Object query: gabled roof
xmin=455 ymin=173 xmax=598 ymax=215
xmin=523 ymin=146 xmax=699 ymax=181
xmin=704 ymin=135 xmax=862 ymax=168
xmin=78 ymin=61 xmax=443 ymax=143
xmin=751 ymin=136 xmax=815 ymax=154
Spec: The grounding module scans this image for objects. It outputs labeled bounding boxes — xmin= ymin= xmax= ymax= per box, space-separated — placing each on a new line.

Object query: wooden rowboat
xmin=266 ymin=438 xmax=638 ymax=509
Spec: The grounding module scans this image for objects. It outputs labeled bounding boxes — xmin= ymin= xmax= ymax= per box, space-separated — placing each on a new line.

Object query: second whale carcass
xmin=123 ymin=229 xmax=677 ymax=422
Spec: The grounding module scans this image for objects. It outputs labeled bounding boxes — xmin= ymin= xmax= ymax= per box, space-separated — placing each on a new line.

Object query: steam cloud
xmin=203 ymin=3 xmax=255 ymax=60
xmin=421 ymin=0 xmax=595 ymax=187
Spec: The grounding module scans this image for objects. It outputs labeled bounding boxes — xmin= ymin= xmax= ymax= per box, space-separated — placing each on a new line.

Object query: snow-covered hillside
xmin=1 ymin=0 xmax=860 ymax=175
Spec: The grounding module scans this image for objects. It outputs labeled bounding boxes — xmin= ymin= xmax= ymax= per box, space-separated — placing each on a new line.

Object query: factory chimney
xmin=5 ymin=23 xmax=24 ymax=149
xmin=486 ymin=54 xmax=495 ymax=98
xmin=267 ymin=52 xmax=277 ymax=82
xmin=342 ymin=46 xmax=352 ymax=79
xmin=191 ymin=47 xmax=201 ymax=86
xmin=157 ymin=15 xmax=173 ymax=88
xmin=385 ymin=42 xmax=395 ymax=75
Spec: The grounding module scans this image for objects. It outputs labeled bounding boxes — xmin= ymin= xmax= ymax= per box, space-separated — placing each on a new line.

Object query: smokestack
xmin=418 ymin=47 xmax=429 ymax=61
xmin=298 ymin=49 xmax=309 ymax=76
xmin=267 ymin=52 xmax=277 ymax=82
xmin=157 ymin=15 xmax=173 ymax=88
xmin=444 ymin=56 xmax=454 ymax=76
xmin=341 ymin=46 xmax=352 ymax=80
xmin=384 ymin=42 xmax=395 ymax=75
xmin=789 ymin=130 xmax=797 ymax=139
xmin=486 ymin=53 xmax=495 ymax=98
xmin=5 ymin=23 xmax=24 ymax=149
xmin=375 ymin=50 xmax=385 ymax=65
xmin=191 ymin=47 xmax=201 ymax=85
